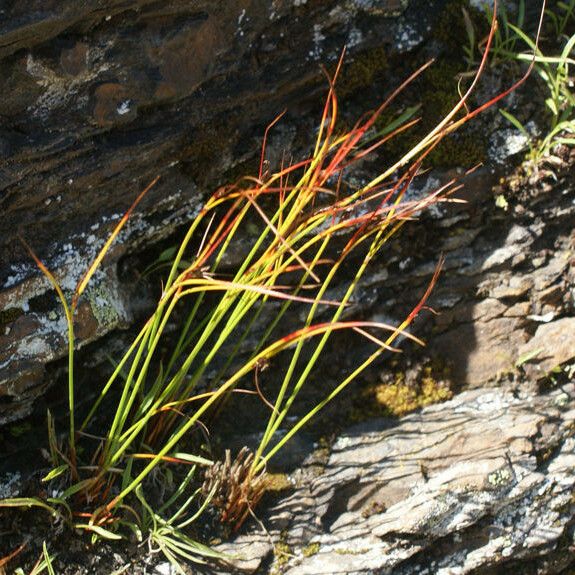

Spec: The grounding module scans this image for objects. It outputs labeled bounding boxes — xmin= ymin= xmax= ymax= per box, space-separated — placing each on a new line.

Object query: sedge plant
xmin=12 ymin=542 xmax=55 ymax=575
xmin=500 ymin=23 xmax=575 ymax=161
xmin=1 ymin=1 xmax=547 ymax=569
xmin=546 ymin=0 xmax=575 ymax=39
xmin=480 ymin=0 xmax=526 ymax=66
xmin=461 ymin=0 xmax=527 ymax=71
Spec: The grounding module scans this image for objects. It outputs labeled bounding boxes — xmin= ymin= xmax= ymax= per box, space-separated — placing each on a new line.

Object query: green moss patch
xmin=352 ymin=363 xmax=453 ymax=419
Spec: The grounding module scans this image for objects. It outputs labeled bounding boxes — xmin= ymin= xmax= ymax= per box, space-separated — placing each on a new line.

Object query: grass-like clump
xmin=0 ymin=1 xmax=549 ymax=571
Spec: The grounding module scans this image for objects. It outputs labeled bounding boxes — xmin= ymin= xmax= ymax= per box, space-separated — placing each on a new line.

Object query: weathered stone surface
xmin=0 ymin=0 xmax=573 ymax=427
xmin=518 ymin=317 xmax=575 ymax=379
xmin=217 ymin=384 xmax=575 ymax=574
xmin=355 ymin=163 xmax=575 ymax=387
xmin=0 ymin=0 xmax=433 ymax=423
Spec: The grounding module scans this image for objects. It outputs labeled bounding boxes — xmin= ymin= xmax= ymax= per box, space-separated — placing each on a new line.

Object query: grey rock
xmin=518 ymin=317 xmax=575 ymax=379
xmin=218 ymin=385 xmax=575 ymax=574
xmin=1 ymin=0 xmax=573 ymax=436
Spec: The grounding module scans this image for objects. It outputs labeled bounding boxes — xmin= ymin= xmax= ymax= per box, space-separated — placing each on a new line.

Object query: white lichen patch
xmin=26 ymin=47 xmax=110 ymax=118
xmin=351 ymin=0 xmax=408 ymax=14
xmin=0 ymin=472 xmax=22 ymax=499
xmin=3 ymin=263 xmax=31 ymax=289
xmin=1 ymin=189 xmax=192 ymax=293
xmin=237 ymin=8 xmax=248 ymax=37
xmin=116 ymin=99 xmax=131 ymax=115
xmin=350 ymin=0 xmax=376 ymax=7
xmin=327 ymin=6 xmax=349 ymax=23
xmin=154 ymin=562 xmax=178 ymax=575
xmin=394 ymin=22 xmax=423 ymax=52
xmin=230 ymin=386 xmax=575 ymax=574
xmin=0 ymin=185 xmax=205 ymax=396
xmin=346 ymin=27 xmax=363 ymax=49
xmin=15 ymin=335 xmax=52 ymax=361
xmin=488 ymin=122 xmax=537 ymax=164
xmin=309 ymin=24 xmax=325 ymax=60
xmin=403 ymin=176 xmax=445 ymax=219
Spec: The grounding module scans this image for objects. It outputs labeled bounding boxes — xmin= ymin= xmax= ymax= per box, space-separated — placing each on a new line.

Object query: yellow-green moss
xmin=427 ymin=132 xmax=486 ymax=168
xmin=302 ymin=542 xmax=321 ymax=557
xmin=181 ymin=128 xmax=226 ymax=176
xmin=275 ymin=541 xmax=291 ymax=564
xmin=334 ymin=46 xmax=388 ymax=100
xmin=265 ymin=472 xmax=292 ymax=493
xmin=335 ymin=547 xmax=371 ymax=555
xmin=352 ymin=364 xmax=453 ymax=420
xmin=9 ymin=421 xmax=32 ymax=438
xmin=180 ymin=116 xmax=241 ymax=181
xmin=271 ymin=532 xmax=293 ymax=575
xmin=366 ymin=0 xmax=489 ymax=169
xmin=419 ymin=62 xmax=487 ymax=167
xmin=361 ymin=500 xmax=386 ymax=518
xmin=432 ymin=0 xmax=488 ymax=53
xmin=422 ymin=63 xmax=468 ymax=115
xmin=374 ymin=376 xmax=452 ymax=416
xmin=373 ymin=58 xmax=487 ymax=168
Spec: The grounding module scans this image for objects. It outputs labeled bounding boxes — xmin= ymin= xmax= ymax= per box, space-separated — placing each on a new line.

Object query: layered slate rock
xmin=218 ymin=383 xmax=575 ymax=574
xmin=343 ymin=161 xmax=575 ymax=388
xmin=1 ymin=0 xmax=573 ymax=429
xmin=0 ymin=0 xmax=427 ymax=422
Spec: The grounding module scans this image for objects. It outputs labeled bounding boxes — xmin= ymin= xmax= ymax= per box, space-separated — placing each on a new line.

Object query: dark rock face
xmin=0 ymin=0 xmax=427 ymax=422
xmin=1 ymin=2 xmax=574 ymax=573
xmin=0 ymin=0 xmax=573 ymax=429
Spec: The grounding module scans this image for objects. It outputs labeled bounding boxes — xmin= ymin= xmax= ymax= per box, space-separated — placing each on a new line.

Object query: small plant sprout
xmin=480 ymin=0 xmax=526 ymax=66
xmin=472 ymin=0 xmax=575 ymax=162
xmin=7 ymin=542 xmax=55 ymax=575
xmin=20 ymin=176 xmax=160 ymax=477
xmin=1 ymin=0 xmax=548 ymax=568
xmin=546 ymin=0 xmax=575 ymax=39
xmin=506 ymin=25 xmax=575 ymax=161
xmin=461 ymin=0 xmax=528 ymax=71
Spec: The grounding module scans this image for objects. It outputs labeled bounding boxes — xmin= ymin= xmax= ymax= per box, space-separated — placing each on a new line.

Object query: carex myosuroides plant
xmin=1 ymin=1 xmax=547 ymax=570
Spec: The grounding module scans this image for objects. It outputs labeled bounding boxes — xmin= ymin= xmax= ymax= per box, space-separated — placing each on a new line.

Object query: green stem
xmin=66 ymin=308 xmax=77 ymax=472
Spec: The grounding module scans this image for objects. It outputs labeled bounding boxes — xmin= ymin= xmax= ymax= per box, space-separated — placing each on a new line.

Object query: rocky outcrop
xmin=345 ymin=160 xmax=575 ymax=389
xmin=0 ymin=0 xmax=433 ymax=422
xmin=1 ymin=0 xmax=573 ymax=431
xmin=217 ymin=383 xmax=575 ymax=574
xmin=2 ymin=2 xmax=574 ymax=573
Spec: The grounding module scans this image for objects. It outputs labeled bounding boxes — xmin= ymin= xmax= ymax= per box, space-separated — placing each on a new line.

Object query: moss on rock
xmin=352 ymin=363 xmax=453 ymax=419
xmin=335 ymin=45 xmax=388 ymax=100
